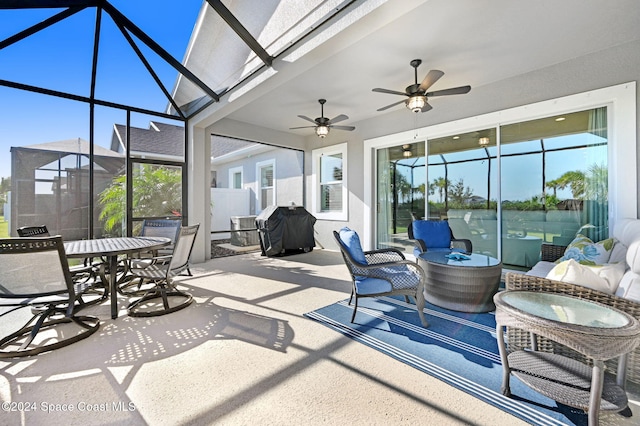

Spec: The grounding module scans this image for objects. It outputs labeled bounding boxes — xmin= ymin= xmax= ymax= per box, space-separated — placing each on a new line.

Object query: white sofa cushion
xmin=526 ymin=261 xmax=556 ymax=278
xmin=546 ymin=259 xmax=626 ymax=294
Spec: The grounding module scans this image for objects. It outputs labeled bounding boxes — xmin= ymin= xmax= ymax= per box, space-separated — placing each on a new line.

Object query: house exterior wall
xmin=212 ymin=147 xmax=304 ymax=215
xmin=191 ymin=39 xmax=640 ymax=262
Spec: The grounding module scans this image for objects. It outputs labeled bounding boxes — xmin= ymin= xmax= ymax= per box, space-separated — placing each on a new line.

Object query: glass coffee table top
xmin=499 ymin=291 xmax=632 ymax=329
xmin=419 ymin=251 xmax=501 ymax=268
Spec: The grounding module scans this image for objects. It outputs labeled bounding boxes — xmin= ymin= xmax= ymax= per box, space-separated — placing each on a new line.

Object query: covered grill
xmin=255 ymin=206 xmax=316 ymax=256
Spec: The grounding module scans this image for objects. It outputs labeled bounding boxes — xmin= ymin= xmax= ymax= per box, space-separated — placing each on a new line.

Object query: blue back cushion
xmin=412 ymin=220 xmax=451 ymax=249
xmin=338 ymin=227 xmax=367 ymax=264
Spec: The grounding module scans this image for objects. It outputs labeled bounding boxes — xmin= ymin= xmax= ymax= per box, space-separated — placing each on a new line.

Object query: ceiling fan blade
xmin=418 ymin=70 xmax=444 ymax=92
xmin=421 ymin=102 xmax=433 ymax=113
xmin=426 ymin=85 xmax=471 ymax=97
xmin=331 ymin=125 xmax=355 ymax=131
xmin=329 ymin=114 xmax=349 ymax=124
xmin=289 ymin=125 xmax=317 ymax=130
xmin=372 ymin=88 xmax=408 ymax=97
xmin=297 ymin=114 xmax=318 ymax=124
xmin=376 ymin=99 xmax=406 ymax=111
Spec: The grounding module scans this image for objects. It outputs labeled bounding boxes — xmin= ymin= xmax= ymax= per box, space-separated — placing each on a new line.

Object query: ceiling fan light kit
xmin=315 ymin=125 xmax=329 ymax=138
xmin=406 ymin=95 xmax=427 ymax=113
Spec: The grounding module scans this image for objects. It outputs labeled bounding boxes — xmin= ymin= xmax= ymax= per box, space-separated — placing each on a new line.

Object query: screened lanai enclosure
xmin=377 ymin=107 xmax=608 ymax=269
xmin=1 ymin=1 xmax=333 ymax=243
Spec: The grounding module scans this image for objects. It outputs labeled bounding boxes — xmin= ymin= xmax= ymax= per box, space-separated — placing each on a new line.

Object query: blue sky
xmin=0 ymin=1 xmax=202 ymax=178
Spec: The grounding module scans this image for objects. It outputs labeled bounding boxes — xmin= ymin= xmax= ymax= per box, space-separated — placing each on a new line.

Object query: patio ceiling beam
xmin=206 ymin=0 xmax=273 ymax=67
xmin=101 ymin=0 xmax=220 ymax=103
xmin=0 ymin=78 xmax=181 ymax=121
xmin=112 ymin=12 xmax=186 ymax=119
xmin=0 ymin=5 xmax=85 ymax=50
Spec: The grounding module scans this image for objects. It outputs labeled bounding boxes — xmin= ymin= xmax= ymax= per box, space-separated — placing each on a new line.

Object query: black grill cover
xmin=255 ymin=206 xmax=316 ymax=256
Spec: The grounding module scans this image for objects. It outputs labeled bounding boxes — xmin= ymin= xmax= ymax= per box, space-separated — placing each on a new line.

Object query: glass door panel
xmin=500 ymin=108 xmax=608 ymax=269
xmin=427 ymin=129 xmax=498 ymax=258
xmin=376 ymin=141 xmax=425 ymax=253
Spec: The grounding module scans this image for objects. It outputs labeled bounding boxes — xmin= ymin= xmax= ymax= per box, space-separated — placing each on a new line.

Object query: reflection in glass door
xmin=427 ymin=129 xmax=498 ymax=259
xmin=376 ymin=141 xmax=425 ymax=252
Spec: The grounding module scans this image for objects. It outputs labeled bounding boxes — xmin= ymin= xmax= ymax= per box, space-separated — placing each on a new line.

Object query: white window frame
xmin=228 ymin=166 xmax=243 ymax=189
xmin=312 ymin=143 xmax=348 ymax=221
xmin=363 ymin=82 xmax=637 ymax=250
xmin=256 ymin=159 xmax=276 ymax=213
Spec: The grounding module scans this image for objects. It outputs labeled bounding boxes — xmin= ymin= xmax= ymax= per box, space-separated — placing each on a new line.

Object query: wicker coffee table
xmin=417 ymin=251 xmax=501 ymax=313
xmin=494 ymin=291 xmax=640 ymax=426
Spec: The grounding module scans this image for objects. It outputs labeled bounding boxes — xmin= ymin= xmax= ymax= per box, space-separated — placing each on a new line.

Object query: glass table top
xmin=498 ymin=291 xmax=631 ymax=328
xmin=419 ymin=251 xmax=501 ymax=267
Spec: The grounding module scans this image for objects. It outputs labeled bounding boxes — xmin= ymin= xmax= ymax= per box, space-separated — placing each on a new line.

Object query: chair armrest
xmin=350 ymin=260 xmax=425 ymax=290
xmin=451 ymin=238 xmax=472 ymax=253
xmin=540 ymin=243 xmax=566 ymax=262
xmin=411 ymin=239 xmax=427 ymax=254
xmin=364 ymin=248 xmax=406 ymax=264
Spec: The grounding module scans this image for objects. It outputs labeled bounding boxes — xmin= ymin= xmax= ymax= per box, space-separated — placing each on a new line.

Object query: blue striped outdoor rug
xmin=305 ymin=296 xmax=591 ymax=426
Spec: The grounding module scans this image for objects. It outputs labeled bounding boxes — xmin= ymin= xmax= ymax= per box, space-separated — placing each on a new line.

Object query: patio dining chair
xmin=0 ymin=236 xmax=100 ymax=358
xmin=16 ymin=225 xmax=106 ymax=307
xmin=334 ymin=228 xmax=429 ymax=327
xmin=118 ymin=218 xmax=183 ymax=296
xmin=126 ymin=224 xmax=199 ymax=317
xmin=408 ymin=219 xmax=472 ymax=257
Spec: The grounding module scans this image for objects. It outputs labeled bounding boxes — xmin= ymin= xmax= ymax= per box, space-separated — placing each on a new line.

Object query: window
xmin=312 ymin=143 xmax=348 ymax=220
xmin=228 ymin=166 xmax=243 ymax=189
xmin=256 ymin=160 xmax=275 ymax=212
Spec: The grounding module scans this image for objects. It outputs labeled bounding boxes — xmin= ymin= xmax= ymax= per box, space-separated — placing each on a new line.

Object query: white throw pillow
xmin=546 ymin=259 xmax=626 ymax=294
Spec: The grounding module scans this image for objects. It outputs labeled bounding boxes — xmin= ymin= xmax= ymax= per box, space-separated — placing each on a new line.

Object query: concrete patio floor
xmin=1 ymin=249 xmax=637 ymax=425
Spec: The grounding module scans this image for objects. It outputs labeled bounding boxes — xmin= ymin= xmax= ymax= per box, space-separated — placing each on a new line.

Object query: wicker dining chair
xmin=0 ymin=236 xmax=100 ymax=358
xmin=126 ymin=224 xmax=199 ymax=317
xmin=334 ymin=228 xmax=429 ymax=327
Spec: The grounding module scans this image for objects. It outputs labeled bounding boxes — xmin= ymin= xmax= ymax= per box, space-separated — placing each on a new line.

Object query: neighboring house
xmin=9 ymin=139 xmax=123 ymax=239
xmin=110 ymin=121 xmax=184 ymax=161
xmin=210 ymin=135 xmax=304 ymax=215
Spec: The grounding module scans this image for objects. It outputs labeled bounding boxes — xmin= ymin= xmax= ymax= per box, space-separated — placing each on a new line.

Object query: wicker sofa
xmin=505 ymin=218 xmax=640 ymax=385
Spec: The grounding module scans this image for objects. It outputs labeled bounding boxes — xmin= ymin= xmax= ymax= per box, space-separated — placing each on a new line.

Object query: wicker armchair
xmin=334 ymin=228 xmax=428 ymax=327
xmin=505 ymin=271 xmax=640 ymax=386
xmin=408 ymin=220 xmax=472 ymax=257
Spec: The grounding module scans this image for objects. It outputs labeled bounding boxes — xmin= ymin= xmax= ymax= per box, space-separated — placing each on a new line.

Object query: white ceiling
xmin=194 ymin=0 xmax=640 ymax=138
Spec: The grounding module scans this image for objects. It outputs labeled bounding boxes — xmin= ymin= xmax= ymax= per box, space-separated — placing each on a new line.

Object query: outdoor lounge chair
xmin=408 ymin=219 xmax=472 ymax=257
xmin=0 ymin=236 xmax=100 ymax=358
xmin=334 ymin=228 xmax=429 ymax=327
xmin=126 ymin=224 xmax=199 ymax=317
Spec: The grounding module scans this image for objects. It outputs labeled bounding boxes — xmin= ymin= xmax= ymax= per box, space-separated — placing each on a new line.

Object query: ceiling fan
xmin=373 ymin=59 xmax=471 ymax=113
xmin=290 ymin=99 xmax=355 ymax=138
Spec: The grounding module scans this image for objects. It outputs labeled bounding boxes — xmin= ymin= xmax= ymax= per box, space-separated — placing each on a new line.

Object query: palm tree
xmin=99 ymin=165 xmax=182 ymax=234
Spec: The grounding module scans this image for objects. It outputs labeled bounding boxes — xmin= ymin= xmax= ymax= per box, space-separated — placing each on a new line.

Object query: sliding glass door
xmin=376 ymin=141 xmax=425 ymax=251
xmin=374 ymin=107 xmax=609 ymax=270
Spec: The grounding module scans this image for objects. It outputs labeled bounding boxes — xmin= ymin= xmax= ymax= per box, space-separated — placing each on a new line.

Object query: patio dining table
xmin=64 ymin=237 xmax=171 ymax=319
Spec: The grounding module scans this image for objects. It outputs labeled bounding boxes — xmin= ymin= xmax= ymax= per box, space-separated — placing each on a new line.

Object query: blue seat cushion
xmin=412 ymin=220 xmax=451 ymax=249
xmin=339 ymin=227 xmax=368 ymax=264
xmin=354 ymin=277 xmax=393 ymax=295
xmin=413 ymin=246 xmax=452 ymax=257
